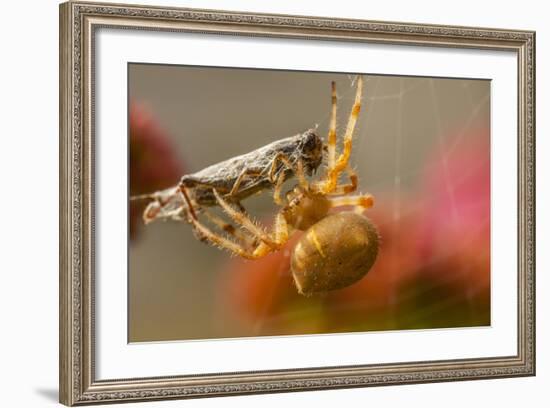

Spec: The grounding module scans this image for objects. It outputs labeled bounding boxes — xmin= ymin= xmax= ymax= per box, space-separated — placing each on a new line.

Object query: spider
xmin=180 ymin=76 xmax=379 ymax=295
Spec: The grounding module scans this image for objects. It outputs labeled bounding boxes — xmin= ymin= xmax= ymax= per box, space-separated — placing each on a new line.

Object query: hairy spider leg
xmin=177 ymin=184 xmax=263 ymax=259
xmin=327 ymin=81 xmax=338 ymax=170
xmin=329 ymin=193 xmax=374 ymax=214
xmin=212 ymin=189 xmax=280 ymax=250
xmin=250 ymin=212 xmax=292 ymax=258
xmin=316 ymin=76 xmax=363 ymax=194
xmin=327 ymin=166 xmax=358 ymax=196
xmin=201 ymin=208 xmax=257 ymax=248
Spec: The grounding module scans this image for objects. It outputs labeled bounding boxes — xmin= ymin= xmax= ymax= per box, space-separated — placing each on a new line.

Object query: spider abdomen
xmin=290 ymin=212 xmax=379 ymax=296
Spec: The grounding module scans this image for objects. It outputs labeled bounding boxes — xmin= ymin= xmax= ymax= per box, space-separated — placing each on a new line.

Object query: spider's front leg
xmin=250 ymin=212 xmax=291 ymax=258
xmin=329 ymin=193 xmax=374 ymax=214
xmin=212 ymin=189 xmax=282 ymax=250
xmin=315 ymin=75 xmax=363 ymax=195
xmin=201 ymin=208 xmax=258 ymax=249
xmin=326 ymin=166 xmax=358 ymax=196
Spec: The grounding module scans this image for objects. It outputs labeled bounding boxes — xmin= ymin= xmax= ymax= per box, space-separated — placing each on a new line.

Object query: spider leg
xmin=235 ymin=201 xmax=249 ymax=214
xmin=203 ymin=199 xmax=262 ymax=248
xmin=327 ymin=80 xmax=338 ymax=170
xmin=212 ymin=189 xmax=280 ymax=250
xmin=329 ymin=193 xmax=374 ymax=214
xmin=203 ymin=206 xmax=291 ymax=259
xmin=326 ymin=166 xmax=358 ymax=196
xmin=251 ymin=212 xmax=291 ymax=258
xmin=190 ymin=218 xmax=263 ymax=259
xmin=201 ymin=208 xmax=257 ymax=248
xmin=274 ymin=212 xmax=290 ymax=243
xmin=316 ymin=75 xmax=363 ymax=194
xmin=177 ymin=184 xmax=265 ymax=259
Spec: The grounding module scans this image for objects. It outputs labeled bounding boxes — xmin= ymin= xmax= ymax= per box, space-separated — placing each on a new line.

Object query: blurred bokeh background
xmin=129 ymin=64 xmax=490 ymax=342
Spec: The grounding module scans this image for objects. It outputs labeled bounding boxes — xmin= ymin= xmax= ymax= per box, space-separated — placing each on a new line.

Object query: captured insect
xmin=175 ymin=76 xmax=380 ymax=295
xmin=131 ymin=128 xmax=324 ymax=226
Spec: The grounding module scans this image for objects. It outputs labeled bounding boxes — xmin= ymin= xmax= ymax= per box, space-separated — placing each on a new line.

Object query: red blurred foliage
xmin=408 ymin=128 xmax=491 ymax=328
xmin=129 ymin=102 xmax=184 ymax=240
xmin=217 ymin=127 xmax=491 ymax=335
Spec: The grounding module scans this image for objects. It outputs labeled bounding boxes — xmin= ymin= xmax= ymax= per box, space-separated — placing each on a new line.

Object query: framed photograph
xmin=59 ymin=1 xmax=535 ymax=405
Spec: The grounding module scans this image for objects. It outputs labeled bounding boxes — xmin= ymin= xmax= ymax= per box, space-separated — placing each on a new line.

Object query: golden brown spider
xmin=180 ymin=76 xmax=379 ymax=295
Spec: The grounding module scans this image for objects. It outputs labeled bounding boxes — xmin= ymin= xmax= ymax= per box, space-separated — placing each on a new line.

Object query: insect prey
xmin=131 ymin=128 xmax=324 ymax=224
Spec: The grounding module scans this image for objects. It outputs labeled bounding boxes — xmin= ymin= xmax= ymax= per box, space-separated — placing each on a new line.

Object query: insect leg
xmin=229 ymin=168 xmax=263 ymax=197
xmin=129 ymin=192 xmax=155 ymax=202
xmin=131 ymin=186 xmax=185 ymax=224
xmin=329 ymin=193 xmax=374 ymax=214
xmin=269 ymin=152 xmax=308 ymax=190
xmin=212 ymin=189 xmax=280 ymax=250
xmin=272 ymin=171 xmax=286 ymax=206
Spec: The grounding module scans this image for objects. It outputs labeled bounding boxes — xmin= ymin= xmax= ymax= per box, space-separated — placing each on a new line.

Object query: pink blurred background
xmin=129 ymin=65 xmax=490 ymax=342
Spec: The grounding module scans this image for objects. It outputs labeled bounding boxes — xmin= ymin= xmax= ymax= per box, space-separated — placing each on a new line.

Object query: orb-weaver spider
xmin=179 ymin=76 xmax=379 ymax=294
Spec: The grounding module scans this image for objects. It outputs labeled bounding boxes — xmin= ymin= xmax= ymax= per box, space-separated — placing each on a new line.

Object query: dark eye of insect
xmin=303 ymin=131 xmax=319 ymax=150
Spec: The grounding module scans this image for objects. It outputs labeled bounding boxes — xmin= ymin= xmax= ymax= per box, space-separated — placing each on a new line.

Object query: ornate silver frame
xmin=59 ymin=1 xmax=535 ymax=405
